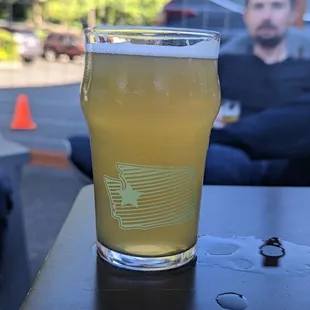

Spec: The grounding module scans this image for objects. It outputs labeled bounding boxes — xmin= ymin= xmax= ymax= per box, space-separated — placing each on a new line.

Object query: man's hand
xmin=213 ymin=115 xmax=226 ymax=129
xmin=213 ymin=100 xmax=241 ymax=129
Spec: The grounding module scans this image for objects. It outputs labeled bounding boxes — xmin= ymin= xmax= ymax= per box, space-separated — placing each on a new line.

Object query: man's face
xmin=244 ymin=0 xmax=294 ymax=47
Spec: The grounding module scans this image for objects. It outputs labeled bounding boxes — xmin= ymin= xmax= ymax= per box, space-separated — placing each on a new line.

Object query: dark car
xmin=43 ymin=33 xmax=84 ymax=62
xmin=157 ymin=0 xmax=310 ymax=44
xmin=0 ymin=24 xmax=42 ymax=63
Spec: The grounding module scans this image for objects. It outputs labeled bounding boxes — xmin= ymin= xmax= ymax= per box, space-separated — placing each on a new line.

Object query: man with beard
xmin=221 ymin=0 xmax=310 ymax=60
xmin=205 ymin=0 xmax=310 ymax=185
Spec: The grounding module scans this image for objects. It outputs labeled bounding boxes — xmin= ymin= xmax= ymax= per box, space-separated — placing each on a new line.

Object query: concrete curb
xmin=0 ymin=59 xmax=83 ymax=88
xmin=0 ymin=80 xmax=81 ymax=89
xmin=29 ymin=149 xmax=70 ymax=169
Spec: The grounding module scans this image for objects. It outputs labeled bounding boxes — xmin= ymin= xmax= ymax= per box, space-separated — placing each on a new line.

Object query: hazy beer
xmin=81 ymin=27 xmax=220 ymax=271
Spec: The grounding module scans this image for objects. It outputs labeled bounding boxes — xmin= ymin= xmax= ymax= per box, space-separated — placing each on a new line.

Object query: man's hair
xmin=245 ymin=0 xmax=295 ymax=6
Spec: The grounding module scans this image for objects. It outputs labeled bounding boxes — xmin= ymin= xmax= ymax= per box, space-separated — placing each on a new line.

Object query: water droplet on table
xmin=206 ymin=243 xmax=239 ymax=256
xmin=197 ymin=235 xmax=310 ymax=276
xmin=198 ymin=236 xmax=239 ymax=256
xmin=216 ymin=292 xmax=248 ymax=310
xmin=234 ymin=259 xmax=253 ymax=270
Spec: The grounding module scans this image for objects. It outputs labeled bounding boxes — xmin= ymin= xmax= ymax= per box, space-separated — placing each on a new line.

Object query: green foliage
xmin=45 ymin=0 xmax=91 ymax=23
xmin=120 ymin=0 xmax=169 ymax=25
xmin=34 ymin=28 xmax=48 ymax=41
xmin=45 ymin=0 xmax=168 ymax=26
xmin=0 ymin=29 xmax=19 ymax=61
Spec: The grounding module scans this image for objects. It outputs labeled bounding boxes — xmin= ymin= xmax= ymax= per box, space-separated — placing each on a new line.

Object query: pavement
xmin=0 ymin=58 xmax=83 ymax=88
xmin=21 ymin=165 xmax=87 ymax=280
xmin=0 ymin=58 xmax=88 ymax=153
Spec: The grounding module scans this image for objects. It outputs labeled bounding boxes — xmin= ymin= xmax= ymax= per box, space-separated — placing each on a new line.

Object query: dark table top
xmin=22 ymin=185 xmax=310 ymax=310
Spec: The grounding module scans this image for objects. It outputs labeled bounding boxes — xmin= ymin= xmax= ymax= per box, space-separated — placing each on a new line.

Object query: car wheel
xmin=22 ymin=58 xmax=34 ymax=64
xmin=72 ymin=55 xmax=83 ymax=64
xmin=44 ymin=49 xmax=57 ymax=62
xmin=59 ymin=54 xmax=70 ymax=63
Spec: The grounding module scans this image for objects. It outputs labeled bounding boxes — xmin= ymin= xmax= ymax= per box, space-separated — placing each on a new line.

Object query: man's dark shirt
xmin=218 ymin=54 xmax=310 ymax=117
xmin=211 ymin=54 xmax=310 ymax=159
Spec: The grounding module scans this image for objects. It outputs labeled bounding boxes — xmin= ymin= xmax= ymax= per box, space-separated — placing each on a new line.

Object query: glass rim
xmin=84 ymin=25 xmax=220 ymax=41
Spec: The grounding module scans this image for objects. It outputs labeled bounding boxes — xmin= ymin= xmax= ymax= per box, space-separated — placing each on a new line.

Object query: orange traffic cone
xmin=10 ymin=94 xmax=37 ymax=130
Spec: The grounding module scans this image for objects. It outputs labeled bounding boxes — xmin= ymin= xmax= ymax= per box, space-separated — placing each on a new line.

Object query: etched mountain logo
xmin=103 ymin=163 xmax=197 ymax=230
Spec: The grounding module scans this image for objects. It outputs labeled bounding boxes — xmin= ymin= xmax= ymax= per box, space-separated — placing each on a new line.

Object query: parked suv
xmin=157 ymin=0 xmax=310 ymax=44
xmin=0 ymin=24 xmax=42 ymax=63
xmin=43 ymin=33 xmax=84 ymax=62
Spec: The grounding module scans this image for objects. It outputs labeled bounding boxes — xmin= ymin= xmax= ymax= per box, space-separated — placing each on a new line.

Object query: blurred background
xmin=0 ymin=0 xmax=309 ymax=309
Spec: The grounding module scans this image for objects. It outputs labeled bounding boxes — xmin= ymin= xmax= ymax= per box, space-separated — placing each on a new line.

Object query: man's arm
xmin=210 ymin=94 xmax=310 ymax=160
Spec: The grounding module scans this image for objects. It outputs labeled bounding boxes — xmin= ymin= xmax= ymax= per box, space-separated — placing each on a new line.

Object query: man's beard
xmin=253 ymin=35 xmax=285 ymax=48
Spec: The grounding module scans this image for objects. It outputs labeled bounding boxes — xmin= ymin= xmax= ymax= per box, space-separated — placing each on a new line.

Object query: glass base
xmin=97 ymin=241 xmax=196 ymax=271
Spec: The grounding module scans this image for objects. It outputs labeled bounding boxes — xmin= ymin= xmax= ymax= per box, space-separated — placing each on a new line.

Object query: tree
xmin=98 ymin=0 xmax=168 ymax=26
xmin=44 ymin=0 xmax=168 ymax=27
xmin=45 ymin=0 xmax=105 ymax=26
xmin=46 ymin=0 xmax=88 ymax=24
xmin=31 ymin=0 xmax=48 ymax=27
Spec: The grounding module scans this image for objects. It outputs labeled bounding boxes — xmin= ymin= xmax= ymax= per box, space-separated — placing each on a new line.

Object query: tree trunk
xmin=87 ymin=8 xmax=96 ymax=28
xmin=31 ymin=0 xmax=43 ymax=27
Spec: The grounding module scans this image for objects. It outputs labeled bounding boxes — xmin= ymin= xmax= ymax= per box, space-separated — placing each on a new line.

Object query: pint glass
xmin=81 ymin=26 xmax=220 ymax=271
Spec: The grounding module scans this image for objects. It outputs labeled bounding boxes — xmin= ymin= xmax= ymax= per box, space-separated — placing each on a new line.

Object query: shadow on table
xmin=94 ymin=257 xmax=197 ymax=310
xmin=0 ymin=238 xmax=3 ymax=283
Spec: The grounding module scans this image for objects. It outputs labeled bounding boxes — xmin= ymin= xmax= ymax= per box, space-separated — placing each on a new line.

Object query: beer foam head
xmin=85 ymin=28 xmax=220 ymax=59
